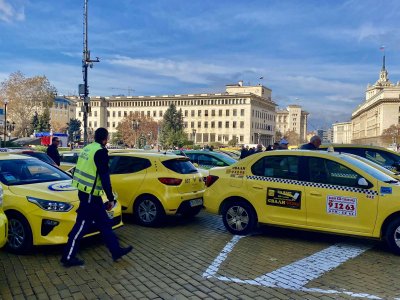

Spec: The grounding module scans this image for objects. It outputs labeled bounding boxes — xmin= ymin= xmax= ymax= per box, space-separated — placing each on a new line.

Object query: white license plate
xmin=189 ymin=198 xmax=203 ymax=207
xmin=107 ymin=211 xmax=114 ymax=219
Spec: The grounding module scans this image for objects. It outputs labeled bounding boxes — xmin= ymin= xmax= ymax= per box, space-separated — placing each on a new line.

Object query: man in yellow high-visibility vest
xmin=61 ymin=128 xmax=132 ymax=267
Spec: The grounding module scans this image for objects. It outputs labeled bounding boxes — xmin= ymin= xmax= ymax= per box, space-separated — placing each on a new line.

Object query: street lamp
xmin=132 ymin=120 xmax=140 ymax=148
xmin=3 ymin=98 xmax=9 ymax=147
xmin=192 ymin=129 xmax=197 ymax=145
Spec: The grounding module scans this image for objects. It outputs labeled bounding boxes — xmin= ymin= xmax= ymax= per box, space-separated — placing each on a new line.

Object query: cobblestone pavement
xmin=1 ymin=211 xmax=400 ymax=299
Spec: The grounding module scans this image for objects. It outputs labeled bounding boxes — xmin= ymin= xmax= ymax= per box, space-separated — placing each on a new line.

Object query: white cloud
xmin=0 ymin=0 xmax=25 ymax=23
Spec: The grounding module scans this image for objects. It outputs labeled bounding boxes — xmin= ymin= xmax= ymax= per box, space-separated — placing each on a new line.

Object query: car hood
xmin=8 ymin=180 xmax=80 ymax=203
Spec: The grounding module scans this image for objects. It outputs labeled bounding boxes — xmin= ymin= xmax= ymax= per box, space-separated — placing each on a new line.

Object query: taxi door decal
xmin=267 ymin=188 xmax=301 ymax=209
xmin=326 ymin=195 xmax=357 ymax=217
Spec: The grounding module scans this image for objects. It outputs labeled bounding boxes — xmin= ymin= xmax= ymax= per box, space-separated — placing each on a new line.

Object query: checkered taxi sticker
xmin=246 ymin=175 xmax=379 ymax=197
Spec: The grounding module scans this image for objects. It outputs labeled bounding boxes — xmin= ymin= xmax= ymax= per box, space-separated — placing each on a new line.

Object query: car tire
xmin=134 ymin=196 xmax=165 ymax=227
xmin=385 ymin=218 xmax=400 ymax=255
xmin=181 ymin=206 xmax=202 ymax=218
xmin=6 ymin=212 xmax=33 ymax=254
xmin=221 ymin=200 xmax=256 ymax=235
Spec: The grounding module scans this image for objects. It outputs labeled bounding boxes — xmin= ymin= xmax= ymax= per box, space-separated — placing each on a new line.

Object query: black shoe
xmin=61 ymin=257 xmax=85 ymax=267
xmin=112 ymin=246 xmax=133 ymax=261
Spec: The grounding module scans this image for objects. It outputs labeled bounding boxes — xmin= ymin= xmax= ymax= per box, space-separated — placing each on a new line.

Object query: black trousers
xmin=62 ymin=191 xmax=120 ymax=261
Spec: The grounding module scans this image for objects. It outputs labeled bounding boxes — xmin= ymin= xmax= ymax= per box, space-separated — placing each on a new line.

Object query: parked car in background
xmin=319 ymin=144 xmax=400 ymax=172
xmin=109 ymin=152 xmax=205 ymax=226
xmin=173 ymin=150 xmax=237 ymax=169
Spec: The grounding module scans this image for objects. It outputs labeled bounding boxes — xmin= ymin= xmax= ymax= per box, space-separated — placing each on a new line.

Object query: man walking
xmin=300 ymin=135 xmax=322 ymax=150
xmin=61 ymin=128 xmax=132 ymax=267
xmin=47 ymin=136 xmax=61 ymax=166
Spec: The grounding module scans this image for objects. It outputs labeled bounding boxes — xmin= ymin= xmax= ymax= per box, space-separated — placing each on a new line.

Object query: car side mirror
xmin=357 ymin=177 xmax=368 ymax=187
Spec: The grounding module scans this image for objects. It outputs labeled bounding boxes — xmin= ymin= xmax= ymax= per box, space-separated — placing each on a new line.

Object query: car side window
xmin=337 ymin=147 xmax=364 ymax=157
xmin=197 ymin=154 xmax=224 ymax=167
xmin=308 ymin=157 xmax=359 ymax=187
xmin=109 ymin=156 xmax=151 ymax=174
xmin=251 ymin=156 xmax=299 ymax=180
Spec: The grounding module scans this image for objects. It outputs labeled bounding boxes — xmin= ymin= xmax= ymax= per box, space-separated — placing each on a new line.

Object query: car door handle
xmin=310 ymin=192 xmax=322 ymax=196
xmin=252 ymin=185 xmax=263 ymax=190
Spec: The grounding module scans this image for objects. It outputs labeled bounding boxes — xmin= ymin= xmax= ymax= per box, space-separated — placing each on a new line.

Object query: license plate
xmin=107 ymin=211 xmax=114 ymax=219
xmin=189 ymin=198 xmax=203 ymax=207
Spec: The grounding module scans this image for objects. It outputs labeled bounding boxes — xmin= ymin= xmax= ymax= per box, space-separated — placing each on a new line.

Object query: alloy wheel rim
xmin=8 ymin=219 xmax=25 ymax=249
xmin=138 ymin=200 xmax=157 ymax=222
xmin=226 ymin=206 xmax=249 ymax=232
xmin=394 ymin=226 xmax=400 ymax=248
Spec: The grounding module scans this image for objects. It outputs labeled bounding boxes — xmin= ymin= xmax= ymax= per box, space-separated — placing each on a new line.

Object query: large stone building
xmin=351 ymin=56 xmax=400 ymax=146
xmin=276 ymin=105 xmax=308 ymax=143
xmin=332 ymin=121 xmax=352 ymax=144
xmin=68 ymin=81 xmax=277 ymax=146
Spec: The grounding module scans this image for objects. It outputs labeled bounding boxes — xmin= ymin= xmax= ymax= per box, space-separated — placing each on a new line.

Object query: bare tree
xmin=0 ymin=71 xmax=57 ymax=137
xmin=284 ymin=129 xmax=300 ymax=146
xmin=116 ymin=113 xmax=158 ymax=148
xmin=382 ymin=124 xmax=400 ymax=144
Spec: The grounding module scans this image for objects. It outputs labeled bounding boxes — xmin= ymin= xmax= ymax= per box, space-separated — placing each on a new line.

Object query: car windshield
xmin=0 ymin=158 xmax=71 ymax=186
xmin=340 ymin=155 xmax=398 ymax=183
xmin=21 ymin=151 xmax=56 ymax=166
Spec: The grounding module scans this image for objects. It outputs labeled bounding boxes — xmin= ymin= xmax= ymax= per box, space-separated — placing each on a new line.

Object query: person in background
xmin=300 ymin=135 xmax=322 ymax=150
xmin=240 ymin=145 xmax=248 ymax=159
xmin=279 ymin=139 xmax=289 ymax=149
xmin=248 ymin=147 xmax=255 ymax=155
xmin=272 ymin=142 xmax=280 ymax=150
xmin=255 ymin=144 xmax=263 ymax=153
xmin=266 ymin=145 xmax=274 ymax=151
xmin=47 ymin=137 xmax=61 ymax=166
xmin=61 ymin=127 xmax=132 ymax=267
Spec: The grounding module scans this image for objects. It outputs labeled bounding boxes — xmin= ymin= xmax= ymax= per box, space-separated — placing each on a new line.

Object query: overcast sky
xmin=1 ymin=0 xmax=400 ymax=129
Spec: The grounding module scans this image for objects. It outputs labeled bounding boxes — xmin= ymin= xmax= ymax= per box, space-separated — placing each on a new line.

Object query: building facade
xmin=351 ymin=56 xmax=400 ymax=146
xmin=332 ymin=121 xmax=352 ymax=144
xmin=68 ymin=81 xmax=277 ymax=146
xmin=276 ymin=105 xmax=308 ymax=143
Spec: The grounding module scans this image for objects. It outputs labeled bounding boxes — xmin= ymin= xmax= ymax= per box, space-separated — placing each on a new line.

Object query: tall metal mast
xmin=81 ymin=0 xmax=99 ymax=145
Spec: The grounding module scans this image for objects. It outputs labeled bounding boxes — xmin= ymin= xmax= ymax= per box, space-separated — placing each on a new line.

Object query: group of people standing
xmin=239 ymin=135 xmax=322 ymax=159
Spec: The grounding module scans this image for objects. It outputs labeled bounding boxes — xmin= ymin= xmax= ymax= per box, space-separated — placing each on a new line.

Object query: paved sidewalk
xmin=0 ymin=211 xmax=399 ymax=299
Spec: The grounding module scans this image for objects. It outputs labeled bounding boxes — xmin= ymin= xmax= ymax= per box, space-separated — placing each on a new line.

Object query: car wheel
xmin=181 ymin=206 xmax=202 ymax=218
xmin=134 ymin=196 xmax=165 ymax=227
xmin=222 ymin=200 xmax=256 ymax=235
xmin=6 ymin=212 xmax=33 ymax=254
xmin=385 ymin=218 xmax=400 ymax=255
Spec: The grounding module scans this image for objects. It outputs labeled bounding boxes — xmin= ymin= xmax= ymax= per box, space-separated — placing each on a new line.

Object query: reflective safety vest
xmin=72 ymin=142 xmax=104 ymax=196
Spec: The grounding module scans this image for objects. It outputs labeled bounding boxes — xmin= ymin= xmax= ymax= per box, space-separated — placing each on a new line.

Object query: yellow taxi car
xmin=204 ymin=150 xmax=400 ymax=254
xmin=109 ymin=152 xmax=205 ymax=226
xmin=0 ymin=185 xmax=7 ymax=248
xmin=0 ymin=153 xmax=123 ymax=253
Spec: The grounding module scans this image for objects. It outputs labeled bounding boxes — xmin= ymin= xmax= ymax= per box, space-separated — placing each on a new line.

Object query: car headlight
xmin=27 ymin=197 xmax=73 ymax=212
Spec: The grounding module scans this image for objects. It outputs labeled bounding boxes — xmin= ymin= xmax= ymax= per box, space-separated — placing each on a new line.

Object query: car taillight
xmin=205 ymin=175 xmax=219 ymax=187
xmin=158 ymin=177 xmax=183 ymax=186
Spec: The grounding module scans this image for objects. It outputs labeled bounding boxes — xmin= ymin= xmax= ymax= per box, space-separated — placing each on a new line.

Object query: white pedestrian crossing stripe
xmin=203 ymin=236 xmax=382 ymax=299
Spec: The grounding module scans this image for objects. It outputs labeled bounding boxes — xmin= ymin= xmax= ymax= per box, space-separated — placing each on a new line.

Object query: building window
xmin=89 ymin=121 xmax=92 ymax=127
xmin=198 ymin=121 xmax=201 ymax=128
xmin=147 ymin=111 xmax=150 ymax=117
xmin=225 ymin=121 xmax=229 ymax=128
xmin=232 ymin=121 xmax=237 ymax=128
xmin=218 ymin=121 xmax=222 ymax=128
xmin=107 ymin=111 xmax=110 ymax=117
xmin=94 ymin=121 xmax=97 ymax=127
xmin=184 ymin=122 xmax=188 ymax=128
xmin=233 ymin=109 xmax=237 ymax=116
xmin=153 ymin=111 xmax=156 ymax=117
xmin=204 ymin=110 xmax=208 ymax=117
xmin=191 ymin=121 xmax=194 ymax=128
xmin=226 ymin=109 xmax=230 ymax=116
xmin=191 ymin=110 xmax=195 ymax=117
xmin=94 ymin=111 xmax=97 ymax=117
xmin=159 ymin=111 xmax=163 ymax=117
xmin=211 ymin=121 xmax=215 ymax=128
xmin=112 ymin=122 xmax=115 ymax=128
xmin=198 ymin=110 xmax=202 ymax=117
xmin=219 ymin=110 xmax=222 ymax=117
xmin=211 ymin=110 xmax=215 ymax=116
xmin=204 ymin=121 xmax=208 ymax=128
xmin=240 ymin=121 xmax=244 ymax=128
xmin=107 ymin=122 xmax=110 ymax=127
xmin=118 ymin=111 xmax=121 ymax=117
xmin=185 ymin=110 xmax=188 ymax=117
